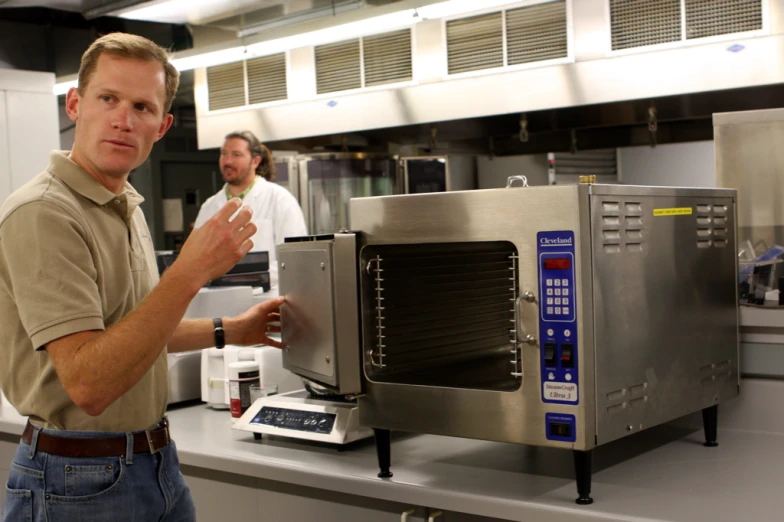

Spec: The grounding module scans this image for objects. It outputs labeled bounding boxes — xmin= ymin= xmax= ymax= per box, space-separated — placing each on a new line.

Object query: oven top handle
xmin=506 ymin=175 xmax=529 ymax=188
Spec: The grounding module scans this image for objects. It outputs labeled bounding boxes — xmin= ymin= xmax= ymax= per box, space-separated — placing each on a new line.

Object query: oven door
xmin=278 ymin=233 xmax=362 ymax=395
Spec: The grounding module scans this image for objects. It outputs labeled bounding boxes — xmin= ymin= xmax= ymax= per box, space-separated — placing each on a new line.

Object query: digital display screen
xmin=543 ymin=258 xmax=571 ymax=270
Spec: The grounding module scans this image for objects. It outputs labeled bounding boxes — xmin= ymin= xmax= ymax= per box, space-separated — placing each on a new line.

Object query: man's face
xmin=65 ymin=53 xmax=173 ymax=181
xmin=220 ymin=138 xmax=260 ymax=186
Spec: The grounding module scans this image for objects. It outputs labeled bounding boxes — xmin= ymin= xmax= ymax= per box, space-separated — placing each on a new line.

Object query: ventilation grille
xmin=447 ymin=11 xmax=504 ymax=74
xmin=446 ymin=1 xmax=568 ymax=75
xmin=207 ymin=62 xmax=245 ymax=111
xmin=316 ymin=39 xmax=361 ymax=95
xmin=315 ymin=29 xmax=412 ymax=95
xmin=207 ymin=53 xmax=287 ymax=111
xmin=549 ymin=149 xmax=618 ymax=184
xmin=606 ymin=381 xmax=649 ymax=414
xmin=507 ymin=1 xmax=568 ymax=65
xmin=685 ymin=0 xmax=762 ymax=39
xmin=696 ymin=203 xmax=730 ymax=248
xmin=364 ymin=29 xmax=413 ymax=87
xmin=610 ymin=0 xmax=681 ymax=51
xmin=600 ymin=200 xmax=644 ymax=254
xmin=610 ymin=0 xmax=764 ymax=51
xmin=247 ymin=54 xmax=287 ymax=105
xmin=699 ymin=359 xmax=733 ymax=385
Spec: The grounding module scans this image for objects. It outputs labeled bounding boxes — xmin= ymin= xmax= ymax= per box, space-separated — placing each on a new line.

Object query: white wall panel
xmin=6 ymin=91 xmax=59 ymax=190
xmin=618 ymin=141 xmax=716 ymax=188
xmin=0 ymin=70 xmax=58 ymax=205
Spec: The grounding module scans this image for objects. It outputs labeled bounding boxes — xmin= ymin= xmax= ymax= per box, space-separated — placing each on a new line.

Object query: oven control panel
xmin=250 ymin=407 xmax=337 ymax=434
xmin=537 ymin=231 xmax=579 ymax=408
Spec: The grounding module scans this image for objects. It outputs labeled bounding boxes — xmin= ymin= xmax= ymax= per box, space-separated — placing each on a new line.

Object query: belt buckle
xmin=145 ymin=426 xmax=169 ymax=455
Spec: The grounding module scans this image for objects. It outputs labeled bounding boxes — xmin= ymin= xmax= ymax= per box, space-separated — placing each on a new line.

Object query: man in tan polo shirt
xmin=0 ymin=33 xmax=283 ymax=521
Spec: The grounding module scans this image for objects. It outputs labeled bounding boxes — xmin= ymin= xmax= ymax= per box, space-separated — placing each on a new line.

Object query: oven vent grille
xmin=601 ymin=200 xmax=645 ymax=254
xmin=605 ymin=381 xmax=649 ymax=414
xmin=695 ymin=203 xmax=729 ymax=249
xmin=699 ymin=359 xmax=733 ymax=385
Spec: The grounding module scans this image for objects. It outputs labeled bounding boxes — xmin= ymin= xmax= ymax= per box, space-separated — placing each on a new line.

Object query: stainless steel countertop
xmin=0 ymin=379 xmax=778 ymax=522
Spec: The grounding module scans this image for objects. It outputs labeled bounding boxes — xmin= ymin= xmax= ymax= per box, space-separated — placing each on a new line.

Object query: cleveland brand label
xmin=539 ymin=236 xmax=573 ymax=246
xmin=653 ymin=207 xmax=693 ymax=217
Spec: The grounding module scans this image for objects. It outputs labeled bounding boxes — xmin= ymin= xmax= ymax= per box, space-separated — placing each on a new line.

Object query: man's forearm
xmin=168 ymin=312 xmax=260 ymax=353
xmin=167 ymin=318 xmax=215 ymax=353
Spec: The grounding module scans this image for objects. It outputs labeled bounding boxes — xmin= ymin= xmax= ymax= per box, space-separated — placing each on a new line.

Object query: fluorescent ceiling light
xmin=170 ymin=46 xmax=248 ymax=72
xmin=238 ymin=0 xmax=363 ymax=38
xmin=417 ymin=0 xmax=525 ymax=19
xmin=246 ymin=9 xmax=420 ymax=57
xmin=115 ymin=0 xmax=255 ymax=24
xmin=52 ymin=46 xmax=246 ymax=94
xmin=54 ymin=79 xmax=77 ymax=96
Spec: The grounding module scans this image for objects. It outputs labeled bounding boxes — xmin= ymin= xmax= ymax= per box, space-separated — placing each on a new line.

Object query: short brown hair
xmin=225 ymin=130 xmax=276 ymax=181
xmin=78 ymin=32 xmax=180 ymax=113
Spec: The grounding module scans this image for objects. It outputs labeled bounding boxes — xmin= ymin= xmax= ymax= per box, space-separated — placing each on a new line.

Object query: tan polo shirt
xmin=0 ymin=151 xmax=168 ymax=432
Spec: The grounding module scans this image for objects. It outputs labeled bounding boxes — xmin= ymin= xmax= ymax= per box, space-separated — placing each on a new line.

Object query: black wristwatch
xmin=213 ymin=317 xmax=225 ymax=349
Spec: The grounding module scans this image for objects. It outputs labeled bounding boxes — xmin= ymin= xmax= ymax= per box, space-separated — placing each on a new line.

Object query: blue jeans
xmin=4 ymin=424 xmax=196 ymax=522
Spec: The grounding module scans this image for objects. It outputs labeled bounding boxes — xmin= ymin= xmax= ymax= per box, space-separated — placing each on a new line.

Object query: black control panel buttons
xmin=549 ymin=422 xmax=573 ymax=438
xmin=544 ymin=342 xmax=557 ymax=367
xmin=561 ymin=343 xmax=574 ymax=368
xmin=251 ymin=407 xmax=336 ymax=434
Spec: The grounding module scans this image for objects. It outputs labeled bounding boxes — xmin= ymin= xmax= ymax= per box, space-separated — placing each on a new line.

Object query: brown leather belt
xmin=22 ymin=419 xmax=171 ymax=458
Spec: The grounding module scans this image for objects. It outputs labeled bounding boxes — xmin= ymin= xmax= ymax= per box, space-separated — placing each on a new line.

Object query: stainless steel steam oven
xmin=278 ymin=182 xmax=739 ymax=504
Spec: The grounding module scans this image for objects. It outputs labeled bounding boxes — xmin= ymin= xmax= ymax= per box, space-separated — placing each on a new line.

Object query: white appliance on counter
xmin=169 ymin=286 xmax=254 ymax=405
xmin=201 ymin=345 xmax=302 ymax=409
xmin=234 ymin=389 xmax=372 ymax=444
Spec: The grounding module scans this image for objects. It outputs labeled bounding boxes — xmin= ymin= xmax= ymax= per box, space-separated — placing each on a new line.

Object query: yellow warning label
xmin=653 ymin=207 xmax=693 ymax=217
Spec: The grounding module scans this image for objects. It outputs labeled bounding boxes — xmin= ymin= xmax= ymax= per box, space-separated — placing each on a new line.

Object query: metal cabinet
xmin=393 ymin=507 xmax=517 ymax=521
xmin=298 ymin=153 xmax=397 ymax=234
xmin=183 ymin=465 xmax=422 ymax=522
xmin=182 ymin=463 xmax=519 ymax=522
xmin=272 ymin=155 xmax=301 ymax=202
xmin=399 ymin=156 xmax=476 ymax=194
xmin=431 ymin=510 xmax=511 ymax=522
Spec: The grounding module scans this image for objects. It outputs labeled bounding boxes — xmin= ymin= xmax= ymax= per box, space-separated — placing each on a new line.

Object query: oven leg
xmin=374 ymin=429 xmax=393 ymax=478
xmin=702 ymin=405 xmax=719 ymax=447
xmin=573 ymin=450 xmax=593 ymax=505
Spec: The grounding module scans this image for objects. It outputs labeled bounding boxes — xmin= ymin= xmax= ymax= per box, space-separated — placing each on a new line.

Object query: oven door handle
xmin=515 ymin=295 xmax=537 ymax=345
xmin=513 ymin=294 xmax=537 ymax=379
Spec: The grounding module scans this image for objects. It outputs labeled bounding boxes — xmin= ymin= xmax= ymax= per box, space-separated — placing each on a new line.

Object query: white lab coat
xmin=193 ymin=177 xmax=307 ymax=288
